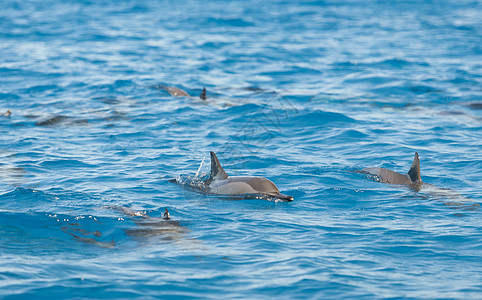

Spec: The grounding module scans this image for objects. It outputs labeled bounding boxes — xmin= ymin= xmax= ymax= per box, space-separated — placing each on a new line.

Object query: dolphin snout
xmin=276 ymin=193 xmax=294 ymax=201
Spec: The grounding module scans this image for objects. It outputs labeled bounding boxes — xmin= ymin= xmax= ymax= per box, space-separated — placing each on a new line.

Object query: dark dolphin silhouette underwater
xmin=170 ymin=151 xmax=293 ymax=201
xmin=61 ymin=207 xmax=188 ymax=248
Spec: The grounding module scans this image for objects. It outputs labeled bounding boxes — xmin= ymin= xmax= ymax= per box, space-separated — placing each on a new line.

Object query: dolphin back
xmin=361 ymin=167 xmax=412 ymax=184
xmin=205 ymin=152 xmax=293 ymax=201
xmin=245 ymin=177 xmax=280 ymax=194
xmin=226 ymin=176 xmax=293 ymax=201
xmin=228 ymin=176 xmax=280 ymax=194
xmin=361 ymin=152 xmax=423 ymax=185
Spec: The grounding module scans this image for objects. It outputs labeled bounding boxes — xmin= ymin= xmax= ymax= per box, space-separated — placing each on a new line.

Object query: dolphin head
xmin=271 ymin=193 xmax=294 ymax=201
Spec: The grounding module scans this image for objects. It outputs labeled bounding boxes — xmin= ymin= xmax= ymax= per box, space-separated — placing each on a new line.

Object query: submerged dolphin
xmin=122 ymin=208 xmax=187 ymax=239
xmin=361 ymin=152 xmax=422 ymax=187
xmin=204 ymin=151 xmax=293 ymax=201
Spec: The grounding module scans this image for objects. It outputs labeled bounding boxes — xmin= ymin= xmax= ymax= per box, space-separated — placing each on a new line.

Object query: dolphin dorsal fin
xmin=209 ymin=151 xmax=228 ymax=181
xmin=407 ymin=152 xmax=422 ymax=183
xmin=200 ymin=87 xmax=207 ymax=100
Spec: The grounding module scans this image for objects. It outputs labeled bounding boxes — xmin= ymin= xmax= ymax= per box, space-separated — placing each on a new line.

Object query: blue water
xmin=1 ymin=0 xmax=481 ymax=298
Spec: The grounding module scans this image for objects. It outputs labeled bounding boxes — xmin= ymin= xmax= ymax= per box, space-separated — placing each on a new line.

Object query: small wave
xmin=203 ymin=17 xmax=255 ymax=27
xmin=38 ymin=159 xmax=93 ymax=168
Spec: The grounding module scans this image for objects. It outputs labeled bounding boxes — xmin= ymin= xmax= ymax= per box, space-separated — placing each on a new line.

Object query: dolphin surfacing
xmin=172 ymin=152 xmax=293 ymax=201
xmin=360 ymin=152 xmax=422 ymax=188
xmin=207 ymin=152 xmax=293 ymax=201
xmin=359 ymin=152 xmax=478 ymax=210
xmin=158 ymin=85 xmax=208 ymax=100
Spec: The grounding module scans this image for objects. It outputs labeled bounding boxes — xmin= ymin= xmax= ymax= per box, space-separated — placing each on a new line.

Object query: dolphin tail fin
xmin=208 ymin=151 xmax=228 ymax=183
xmin=407 ymin=152 xmax=421 ymax=182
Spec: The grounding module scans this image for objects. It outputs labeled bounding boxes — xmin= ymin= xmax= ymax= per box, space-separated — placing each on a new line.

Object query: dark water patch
xmin=309 ymin=94 xmax=416 ymax=109
xmin=0 ymin=67 xmax=28 ymax=75
xmin=331 ymin=128 xmax=369 ymax=142
xmin=95 ymin=80 xmax=137 ymax=93
xmin=449 ymin=76 xmax=480 ymax=85
xmin=92 ymin=97 xmax=121 ymax=105
xmin=19 ymin=84 xmax=61 ymax=95
xmin=101 ymin=109 xmax=130 ymax=122
xmin=0 ymin=188 xmax=64 ymax=214
xmin=0 ymin=92 xmax=20 ymax=100
xmin=438 ymin=110 xmax=471 ymax=117
xmin=343 ymin=75 xmax=398 ymax=87
xmin=290 ymin=110 xmax=356 ymax=127
xmin=35 ymin=115 xmax=88 ymax=126
xmin=464 ymin=102 xmax=482 ymax=110
xmin=288 ymin=65 xmax=323 ymax=76
xmin=357 ymin=58 xmax=430 ymax=69
xmin=370 ymin=85 xmax=415 ymax=98
xmin=223 ymin=103 xmax=265 ymax=115
xmin=199 ymin=41 xmax=231 ymax=50
xmin=39 ymin=159 xmax=93 ymax=169
xmin=243 ymin=86 xmax=266 ymax=93
xmin=409 ymin=85 xmax=441 ymax=94
xmin=203 ymin=17 xmax=255 ymax=27
xmin=35 ymin=115 xmax=71 ymax=126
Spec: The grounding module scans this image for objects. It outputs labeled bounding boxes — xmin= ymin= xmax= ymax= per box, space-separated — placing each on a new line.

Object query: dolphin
xmin=160 ymin=85 xmax=207 ymax=100
xmin=360 ymin=152 xmax=422 ymax=189
xmin=359 ymin=152 xmax=478 ymax=211
xmin=204 ymin=151 xmax=293 ymax=201
xmin=165 ymin=86 xmax=190 ymax=97
xmin=61 ymin=223 xmax=116 ymax=249
xmin=62 ymin=229 xmax=116 ymax=249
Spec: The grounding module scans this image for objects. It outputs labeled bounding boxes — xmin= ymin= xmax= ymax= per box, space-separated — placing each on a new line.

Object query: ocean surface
xmin=1 ymin=0 xmax=481 ymax=298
